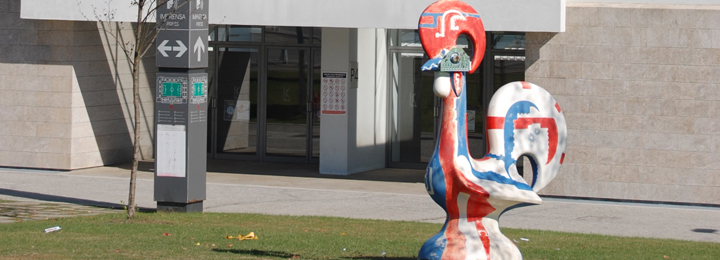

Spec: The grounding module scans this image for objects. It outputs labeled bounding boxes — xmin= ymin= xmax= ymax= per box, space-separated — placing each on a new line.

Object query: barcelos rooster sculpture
xmin=417 ymin=1 xmax=567 ymax=259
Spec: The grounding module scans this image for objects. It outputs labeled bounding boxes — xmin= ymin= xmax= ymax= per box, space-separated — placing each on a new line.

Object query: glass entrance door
xmin=208 ymin=47 xmax=320 ymax=162
xmin=206 ymin=26 xmax=322 ymax=164
xmin=209 ymin=47 xmax=260 ymax=160
xmin=264 ymin=47 xmax=318 ymax=161
xmin=388 ymin=51 xmax=438 ymax=168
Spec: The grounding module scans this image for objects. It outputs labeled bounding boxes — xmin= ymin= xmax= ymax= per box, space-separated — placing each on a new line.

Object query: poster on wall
xmin=321 ymin=72 xmax=347 ymax=115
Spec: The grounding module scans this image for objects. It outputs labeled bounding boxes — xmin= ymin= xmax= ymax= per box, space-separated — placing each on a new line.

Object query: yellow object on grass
xmin=225 ymin=232 xmax=258 ymax=240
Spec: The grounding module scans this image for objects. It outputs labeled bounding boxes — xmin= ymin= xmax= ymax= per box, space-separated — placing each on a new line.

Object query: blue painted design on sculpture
xmin=426 ymin=154 xmax=447 ymax=209
xmin=502 ymin=101 xmax=538 ymax=177
xmin=456 ymin=83 xmax=534 ymax=191
xmin=419 ymin=13 xmax=444 ymax=28
xmin=418 ymin=226 xmax=448 ymax=260
xmin=422 ymin=58 xmax=442 ymax=71
xmin=471 ymin=170 xmax=533 ymax=191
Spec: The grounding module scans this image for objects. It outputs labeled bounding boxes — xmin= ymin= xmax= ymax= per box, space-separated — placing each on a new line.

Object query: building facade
xmin=3 ymin=0 xmax=719 ymax=205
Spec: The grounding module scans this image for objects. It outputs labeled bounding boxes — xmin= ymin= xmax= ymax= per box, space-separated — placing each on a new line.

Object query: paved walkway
xmin=0 ymin=160 xmax=718 ymax=243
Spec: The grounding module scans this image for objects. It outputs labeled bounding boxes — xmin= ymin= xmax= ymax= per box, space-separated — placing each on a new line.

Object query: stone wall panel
xmin=527 ymin=3 xmax=720 ymax=205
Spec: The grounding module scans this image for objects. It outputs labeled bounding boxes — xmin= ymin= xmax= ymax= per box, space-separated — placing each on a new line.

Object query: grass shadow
xmin=211 ymin=248 xmax=297 ymax=258
xmin=340 ymin=257 xmax=416 ymax=260
xmin=0 ymin=188 xmax=155 ymax=213
xmin=692 ymin=228 xmax=718 ymax=234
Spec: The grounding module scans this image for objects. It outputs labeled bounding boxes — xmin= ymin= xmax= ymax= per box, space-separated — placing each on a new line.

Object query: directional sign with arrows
xmin=156 ymin=0 xmax=208 ymax=69
xmin=156 ymin=29 xmax=208 ymax=68
xmin=158 ymin=40 xmax=188 ymax=58
xmin=193 ymin=36 xmax=205 ymax=62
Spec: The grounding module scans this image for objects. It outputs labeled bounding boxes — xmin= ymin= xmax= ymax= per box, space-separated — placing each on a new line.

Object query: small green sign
xmin=193 ymin=82 xmax=204 ymax=97
xmin=441 ymin=47 xmax=471 ymax=72
xmin=162 ymin=82 xmax=183 ymax=97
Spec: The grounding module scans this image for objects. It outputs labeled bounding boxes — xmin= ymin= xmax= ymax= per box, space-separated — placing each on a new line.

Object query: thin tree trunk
xmin=127 ymin=0 xmax=146 ymax=219
xmin=128 ymin=60 xmax=140 ymax=218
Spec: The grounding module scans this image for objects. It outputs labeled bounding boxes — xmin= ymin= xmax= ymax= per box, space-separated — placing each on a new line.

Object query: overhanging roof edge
xmin=21 ymin=0 xmax=566 ymax=33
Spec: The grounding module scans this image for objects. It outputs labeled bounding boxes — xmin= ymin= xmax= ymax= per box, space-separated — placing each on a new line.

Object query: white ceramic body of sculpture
xmin=417 ymin=1 xmax=568 ymax=259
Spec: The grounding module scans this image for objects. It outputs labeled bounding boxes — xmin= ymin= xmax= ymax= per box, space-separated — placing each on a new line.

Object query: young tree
xmin=80 ymin=0 xmax=182 ymax=218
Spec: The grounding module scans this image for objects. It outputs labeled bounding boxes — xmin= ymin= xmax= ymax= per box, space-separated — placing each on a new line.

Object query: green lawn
xmin=0 ymin=212 xmax=717 ymax=259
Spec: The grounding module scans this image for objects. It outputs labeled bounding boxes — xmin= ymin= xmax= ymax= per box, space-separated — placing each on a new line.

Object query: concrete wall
xmin=21 ymin=0 xmax=565 ymax=32
xmin=0 ymin=0 xmax=155 ymax=170
xmin=348 ymin=28 xmax=387 ymax=173
xmin=525 ymin=3 xmax=720 ymax=205
xmin=319 ymin=28 xmax=351 ymax=174
xmin=320 ymin=28 xmax=388 ymax=175
xmin=87 ymin=22 xmax=157 ymax=169
xmin=569 ymin=0 xmax=720 ymax=5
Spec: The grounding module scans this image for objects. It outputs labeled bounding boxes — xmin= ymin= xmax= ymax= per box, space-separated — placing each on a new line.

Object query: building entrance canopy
xmin=21 ymin=0 xmax=565 ymax=32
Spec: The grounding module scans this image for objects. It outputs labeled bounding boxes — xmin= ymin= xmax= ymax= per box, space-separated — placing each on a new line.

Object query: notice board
xmin=321 ymin=72 xmax=347 ymax=115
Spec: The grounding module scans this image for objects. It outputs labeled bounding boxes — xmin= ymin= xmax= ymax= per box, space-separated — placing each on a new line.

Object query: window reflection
xmin=313 ymin=28 xmax=322 ymax=45
xmin=492 ymin=33 xmax=526 ymax=50
xmin=265 ymin=27 xmax=312 ymax=44
xmin=228 ymin=26 xmax=262 ymax=42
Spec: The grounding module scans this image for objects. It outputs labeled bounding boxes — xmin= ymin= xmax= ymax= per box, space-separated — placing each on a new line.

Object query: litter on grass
xmin=520 ymin=238 xmax=529 ymax=242
xmin=225 ymin=232 xmax=258 ymax=240
xmin=44 ymin=226 xmax=61 ymax=233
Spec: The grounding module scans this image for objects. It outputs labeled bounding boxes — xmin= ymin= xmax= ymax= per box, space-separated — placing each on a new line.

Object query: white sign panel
xmin=156 ymin=124 xmax=186 ymax=178
xmin=321 ymin=72 xmax=348 ymax=115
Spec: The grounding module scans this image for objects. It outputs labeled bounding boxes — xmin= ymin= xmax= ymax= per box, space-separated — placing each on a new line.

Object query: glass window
xmin=208 ymin=25 xmax=217 ymax=41
xmin=313 ymin=28 xmax=322 ymax=45
xmin=400 ymin=30 xmax=421 ymax=47
xmin=455 ymin=34 xmax=471 ymax=49
xmin=389 ymin=29 xmax=421 ymax=47
xmin=217 ymin=26 xmax=227 ymax=41
xmin=227 ymin=26 xmax=262 ymax=42
xmin=265 ymin=26 xmax=312 ymax=44
xmin=390 ymin=51 xmax=435 ymax=164
xmin=492 ymin=32 xmax=526 ymax=50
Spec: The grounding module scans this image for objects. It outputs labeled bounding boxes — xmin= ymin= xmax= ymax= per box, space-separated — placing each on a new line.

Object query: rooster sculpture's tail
xmin=486 ymin=82 xmax=567 ymax=194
